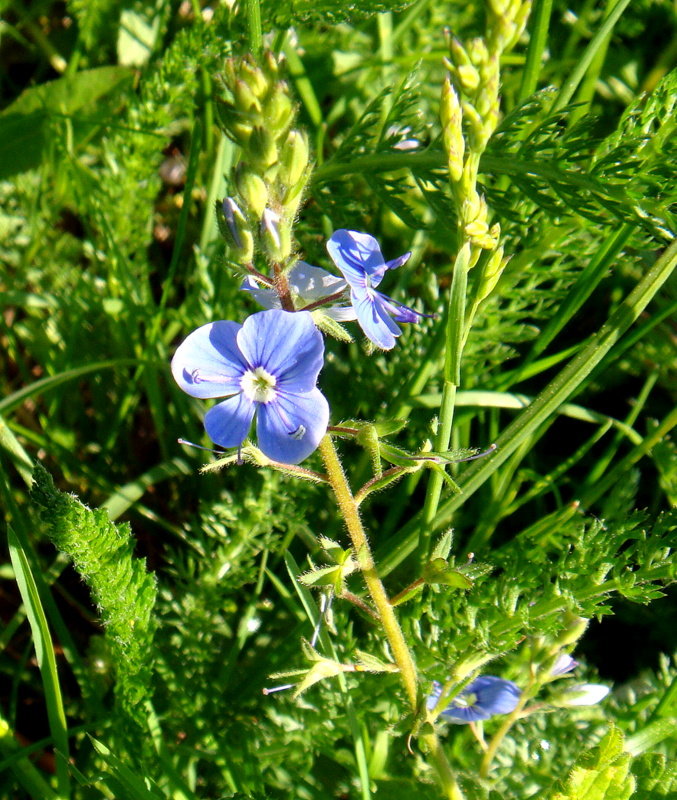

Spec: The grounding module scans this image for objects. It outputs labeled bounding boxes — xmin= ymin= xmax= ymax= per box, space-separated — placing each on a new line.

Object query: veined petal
xmin=237 ymin=309 xmax=324 ymax=393
xmin=385 ymin=251 xmax=411 ymax=272
xmin=171 ymin=321 xmax=247 ymax=399
xmin=290 ymin=262 xmax=348 ymax=302
xmin=351 ymin=289 xmax=401 ymax=350
xmin=327 ymin=230 xmax=388 ymax=288
xmin=204 ymin=392 xmax=256 ymax=448
xmin=375 ymin=291 xmax=426 ymax=323
xmin=241 ymin=276 xmax=281 ymax=310
xmin=256 ymin=388 xmax=329 ymax=463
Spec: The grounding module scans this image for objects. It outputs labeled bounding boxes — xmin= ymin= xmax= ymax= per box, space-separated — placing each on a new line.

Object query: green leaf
xmin=0 ymin=66 xmax=132 ymax=180
xmin=31 ymin=464 xmax=157 ymax=724
xmin=548 ymin=727 xmax=635 ymax=800
xmin=6 ymin=528 xmax=70 ymax=799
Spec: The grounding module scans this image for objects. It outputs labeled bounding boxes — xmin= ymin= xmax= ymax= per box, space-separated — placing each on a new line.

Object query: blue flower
xmin=326 ymin=229 xmax=426 ymax=350
xmin=242 ymin=262 xmax=357 ymax=321
xmin=171 ymin=309 xmax=329 ymax=464
xmin=428 ymin=676 xmax=521 ymax=724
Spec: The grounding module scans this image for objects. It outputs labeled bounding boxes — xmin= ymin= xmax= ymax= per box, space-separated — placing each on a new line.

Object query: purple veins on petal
xmin=171 ymin=309 xmax=329 ymax=464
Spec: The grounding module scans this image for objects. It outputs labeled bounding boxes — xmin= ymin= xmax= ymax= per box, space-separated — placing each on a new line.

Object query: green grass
xmin=1 ymin=0 xmax=676 ymax=798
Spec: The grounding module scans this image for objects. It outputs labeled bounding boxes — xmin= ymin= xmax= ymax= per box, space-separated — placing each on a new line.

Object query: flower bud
xmin=467 ymin=37 xmax=489 ymax=66
xmin=280 ymin=130 xmax=310 ymax=191
xmin=233 ymin=79 xmax=261 ymax=114
xmin=261 ymin=207 xmax=291 ymax=261
xmin=234 ymin=165 xmax=269 ymax=218
xmin=220 ymin=197 xmax=254 ymax=262
xmin=555 ymin=613 xmax=589 ymax=647
xmin=240 ymin=59 xmax=269 ymax=99
xmin=457 ymin=64 xmax=481 ymax=92
xmin=249 ymin=126 xmax=278 ymax=168
xmin=441 ymin=78 xmax=464 ymax=182
xmin=448 ymin=36 xmax=472 ymax=68
xmin=551 ymin=683 xmax=610 ymax=707
xmin=267 ymin=89 xmax=295 ymax=134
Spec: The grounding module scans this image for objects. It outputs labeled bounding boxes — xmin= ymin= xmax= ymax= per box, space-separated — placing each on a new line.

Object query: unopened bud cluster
xmin=440 ymin=0 xmax=530 ymax=271
xmin=216 ymin=53 xmax=311 ymax=265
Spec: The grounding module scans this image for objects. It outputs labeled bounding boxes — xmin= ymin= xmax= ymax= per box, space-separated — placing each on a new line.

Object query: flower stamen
xmin=240 ymin=366 xmax=277 ymax=403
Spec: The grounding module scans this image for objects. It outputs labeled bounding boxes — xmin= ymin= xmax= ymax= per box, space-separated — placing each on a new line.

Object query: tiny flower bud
xmin=249 ymin=126 xmax=278 ymax=168
xmin=235 ymin=165 xmax=269 ymax=218
xmin=448 ymin=36 xmax=472 ymax=68
xmin=555 ymin=614 xmax=589 ymax=647
xmin=240 ymin=59 xmax=269 ymax=99
xmin=441 ymin=78 xmax=464 ymax=183
xmin=467 ymin=37 xmax=489 ymax=66
xmin=261 ymin=207 xmax=291 ymax=261
xmin=280 ymin=130 xmax=310 ymax=191
xmin=456 ymin=64 xmax=481 ymax=92
xmin=552 ymin=683 xmax=610 ymax=707
xmin=220 ymin=197 xmax=254 ymax=261
xmin=267 ymin=90 xmax=295 ymax=134
xmin=233 ymin=79 xmax=261 ymax=114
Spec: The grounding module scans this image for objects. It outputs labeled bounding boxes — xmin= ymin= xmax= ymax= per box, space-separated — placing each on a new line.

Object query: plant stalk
xmin=318 ymin=435 xmax=418 ymax=709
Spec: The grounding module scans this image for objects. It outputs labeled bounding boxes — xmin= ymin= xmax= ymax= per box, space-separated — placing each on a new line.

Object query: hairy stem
xmin=318 ymin=435 xmax=418 ymax=709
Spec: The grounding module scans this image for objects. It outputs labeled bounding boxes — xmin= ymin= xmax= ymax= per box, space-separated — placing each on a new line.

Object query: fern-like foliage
xmin=30 ymin=464 xmax=157 ymax=724
xmin=261 ymin=0 xmax=416 ymax=27
xmin=486 ymin=71 xmax=676 ymax=240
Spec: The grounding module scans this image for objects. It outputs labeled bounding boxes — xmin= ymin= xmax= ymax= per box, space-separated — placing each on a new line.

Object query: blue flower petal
xmin=327 ymin=230 xmax=390 ymax=288
xmin=385 ymin=251 xmax=411 ymax=271
xmin=236 ymin=310 xmax=324 ymax=394
xmin=256 ymin=388 xmax=329 ymax=464
xmin=171 ymin=321 xmax=247 ymax=399
xmin=351 ymin=289 xmax=402 ymax=350
xmin=440 ymin=676 xmax=521 ymax=724
xmin=204 ymin=392 xmax=256 ymax=448
xmin=375 ymin=291 xmax=426 ymax=324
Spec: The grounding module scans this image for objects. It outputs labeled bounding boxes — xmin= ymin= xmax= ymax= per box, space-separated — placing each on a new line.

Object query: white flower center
xmin=240 ymin=366 xmax=277 ymax=403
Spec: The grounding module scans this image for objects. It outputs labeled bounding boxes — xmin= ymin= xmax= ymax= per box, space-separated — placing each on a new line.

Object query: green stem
xmin=418 ymin=242 xmax=469 ymax=561
xmin=245 ymin=0 xmax=263 ymax=58
xmin=318 ymin=435 xmax=418 ymax=709
xmin=479 ymin=689 xmax=530 ymax=778
xmin=518 ymin=0 xmax=553 ymax=101
xmin=422 ymin=732 xmax=466 ymax=800
xmin=551 ymin=0 xmax=632 ymax=112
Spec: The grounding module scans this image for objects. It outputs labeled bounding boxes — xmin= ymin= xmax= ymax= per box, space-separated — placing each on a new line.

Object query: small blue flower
xmin=242 ymin=262 xmax=357 ymax=321
xmin=326 ymin=229 xmax=426 ymax=350
xmin=171 ymin=309 xmax=329 ymax=464
xmin=428 ymin=676 xmax=521 ymax=724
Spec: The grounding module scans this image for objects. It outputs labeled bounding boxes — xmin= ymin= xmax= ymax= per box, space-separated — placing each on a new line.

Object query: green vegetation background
xmin=0 ymin=0 xmax=675 ymax=798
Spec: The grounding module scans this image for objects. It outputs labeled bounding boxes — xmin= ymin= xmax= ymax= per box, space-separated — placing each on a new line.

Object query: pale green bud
xmin=280 ymin=130 xmax=310 ymax=190
xmin=234 ymin=165 xmax=269 ymax=218
xmin=240 ymin=59 xmax=269 ymax=99
xmin=461 ymin=100 xmax=485 ymax=150
xmin=457 ymin=64 xmax=481 ymax=92
xmin=219 ymin=197 xmax=254 ymax=262
xmin=249 ymin=126 xmax=278 ymax=168
xmin=477 ymin=244 xmax=506 ymax=300
xmin=233 ymin=79 xmax=261 ymax=114
xmin=261 ymin=207 xmax=291 ymax=261
xmin=262 ymin=50 xmax=281 ymax=81
xmin=441 ymin=78 xmax=464 ymax=183
xmin=555 ymin=614 xmax=589 ymax=647
xmin=448 ymin=36 xmax=472 ymax=68
xmin=267 ymin=89 xmax=295 ymax=135
xmin=508 ymin=0 xmax=532 ymax=50
xmin=467 ymin=38 xmax=489 ymax=66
